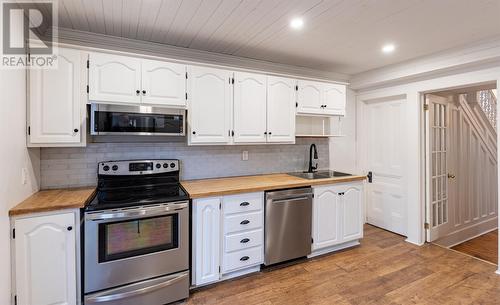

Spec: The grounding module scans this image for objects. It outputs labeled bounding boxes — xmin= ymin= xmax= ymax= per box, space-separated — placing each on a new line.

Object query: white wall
xmin=0 ymin=33 xmax=40 ymax=305
xmin=329 ymin=88 xmax=357 ymax=173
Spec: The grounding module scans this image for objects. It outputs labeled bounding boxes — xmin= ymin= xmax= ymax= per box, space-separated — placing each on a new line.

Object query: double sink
xmin=288 ymin=170 xmax=352 ymax=180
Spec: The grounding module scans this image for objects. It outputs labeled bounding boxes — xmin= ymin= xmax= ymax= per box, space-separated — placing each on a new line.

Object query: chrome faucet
xmin=307 ymin=144 xmax=318 ymax=173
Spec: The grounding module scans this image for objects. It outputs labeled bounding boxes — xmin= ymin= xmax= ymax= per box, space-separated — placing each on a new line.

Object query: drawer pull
xmin=240 ymin=220 xmax=250 ymax=225
xmin=240 ymin=256 xmax=250 ymax=261
xmin=240 ymin=201 xmax=250 ymax=207
xmin=240 ymin=238 xmax=250 ymax=243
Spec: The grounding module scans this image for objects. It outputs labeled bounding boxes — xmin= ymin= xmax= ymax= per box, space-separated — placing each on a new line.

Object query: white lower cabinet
xmin=192 ymin=192 xmax=264 ymax=286
xmin=12 ymin=210 xmax=80 ymax=305
xmin=311 ymin=182 xmax=364 ymax=256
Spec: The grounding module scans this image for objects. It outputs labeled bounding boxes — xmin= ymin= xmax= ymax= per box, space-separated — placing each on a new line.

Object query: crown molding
xmin=50 ymin=28 xmax=350 ymax=84
xmin=351 ymin=36 xmax=500 ymax=91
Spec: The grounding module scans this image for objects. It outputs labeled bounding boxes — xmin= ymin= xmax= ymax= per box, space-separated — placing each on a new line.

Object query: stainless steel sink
xmin=288 ymin=170 xmax=353 ymax=180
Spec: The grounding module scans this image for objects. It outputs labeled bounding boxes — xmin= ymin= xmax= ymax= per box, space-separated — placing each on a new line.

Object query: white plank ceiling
xmin=55 ymin=0 xmax=500 ymax=75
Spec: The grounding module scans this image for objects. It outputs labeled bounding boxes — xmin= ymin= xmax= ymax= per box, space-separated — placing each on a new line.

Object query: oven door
xmin=90 ymin=103 xmax=185 ymax=136
xmin=84 ymin=202 xmax=189 ymax=293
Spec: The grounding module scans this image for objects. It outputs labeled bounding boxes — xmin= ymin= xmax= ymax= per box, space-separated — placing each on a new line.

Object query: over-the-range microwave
xmin=90 ymin=103 xmax=185 ymax=136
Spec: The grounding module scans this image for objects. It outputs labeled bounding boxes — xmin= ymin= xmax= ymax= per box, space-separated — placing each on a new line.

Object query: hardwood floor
xmin=451 ymin=230 xmax=498 ymax=265
xmin=185 ymin=225 xmax=500 ymax=305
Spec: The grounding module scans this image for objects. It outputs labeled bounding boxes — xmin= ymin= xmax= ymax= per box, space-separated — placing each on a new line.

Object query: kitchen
xmin=2 ymin=1 xmax=500 ymax=305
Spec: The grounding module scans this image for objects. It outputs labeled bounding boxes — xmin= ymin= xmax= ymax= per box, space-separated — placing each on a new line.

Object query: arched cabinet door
xmin=88 ymin=52 xmax=142 ymax=104
xmin=323 ymin=83 xmax=346 ymax=116
xmin=187 ymin=66 xmax=232 ymax=144
xmin=142 ymin=60 xmax=186 ymax=107
xmin=296 ymin=80 xmax=322 ymax=115
xmin=312 ymin=185 xmax=342 ymax=250
xmin=341 ymin=185 xmax=363 ymax=241
xmin=14 ymin=212 xmax=77 ymax=305
xmin=267 ymin=76 xmax=296 ymax=143
xmin=29 ymin=47 xmax=85 ymax=145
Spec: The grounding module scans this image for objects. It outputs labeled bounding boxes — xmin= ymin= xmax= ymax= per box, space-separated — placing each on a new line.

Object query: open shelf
xmin=295 ymin=115 xmax=344 ymax=138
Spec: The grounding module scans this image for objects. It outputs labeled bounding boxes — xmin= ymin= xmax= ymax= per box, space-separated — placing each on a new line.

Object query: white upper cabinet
xmin=233 ymin=72 xmax=267 ymax=143
xmin=89 ymin=53 xmax=142 ymax=104
xmin=297 ymin=80 xmax=322 ymax=115
xmin=28 ymin=47 xmax=86 ymax=147
xmin=297 ymin=80 xmax=346 ymax=116
xmin=141 ymin=59 xmax=186 ymax=107
xmin=188 ymin=66 xmax=233 ymax=145
xmin=323 ymin=83 xmax=346 ymax=116
xmin=266 ymin=76 xmax=296 ymax=143
xmin=14 ymin=212 xmax=77 ymax=305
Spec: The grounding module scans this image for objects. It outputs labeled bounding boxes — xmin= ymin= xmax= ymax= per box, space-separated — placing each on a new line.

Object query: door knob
xmin=448 ymin=174 xmax=456 ymax=179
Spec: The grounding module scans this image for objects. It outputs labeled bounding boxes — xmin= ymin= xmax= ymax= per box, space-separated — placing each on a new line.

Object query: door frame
xmin=356 ymin=69 xmax=500 ymax=251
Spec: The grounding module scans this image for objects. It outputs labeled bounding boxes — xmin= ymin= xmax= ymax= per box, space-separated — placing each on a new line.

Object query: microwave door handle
xmin=85 ymin=271 xmax=188 ymax=304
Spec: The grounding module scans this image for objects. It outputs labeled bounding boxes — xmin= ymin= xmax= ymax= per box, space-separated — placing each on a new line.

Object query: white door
xmin=266 ymin=76 xmax=296 ymax=143
xmin=323 ymin=83 xmax=346 ymax=116
xmin=233 ymin=72 xmax=267 ymax=143
xmin=425 ymin=95 xmax=450 ymax=241
xmin=297 ymin=80 xmax=322 ymax=115
xmin=88 ymin=53 xmax=142 ymax=104
xmin=29 ymin=48 xmax=85 ymax=145
xmin=364 ymin=99 xmax=407 ymax=235
xmin=188 ymin=66 xmax=232 ymax=144
xmin=15 ymin=213 xmax=77 ymax=305
xmin=142 ymin=59 xmax=186 ymax=107
xmin=341 ymin=183 xmax=364 ymax=242
xmin=192 ymin=197 xmax=221 ymax=286
xmin=312 ymin=185 xmax=341 ymax=251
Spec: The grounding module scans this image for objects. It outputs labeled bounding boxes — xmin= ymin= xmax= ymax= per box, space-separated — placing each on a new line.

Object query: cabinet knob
xmin=268 ymin=132 xmax=272 ymax=135
xmin=67 ymin=226 xmax=73 ymax=231
xmin=240 ymin=201 xmax=250 ymax=207
xmin=136 ymin=90 xmax=140 ymax=95
xmin=192 ymin=131 xmax=196 ymax=135
xmin=142 ymin=90 xmax=146 ymax=95
xmin=240 ymin=256 xmax=250 ymax=261
xmin=240 ymin=220 xmax=250 ymax=225
xmin=264 ymin=132 xmax=267 ymax=135
xmin=73 ymin=128 xmax=79 ymax=133
xmin=240 ymin=238 xmax=250 ymax=243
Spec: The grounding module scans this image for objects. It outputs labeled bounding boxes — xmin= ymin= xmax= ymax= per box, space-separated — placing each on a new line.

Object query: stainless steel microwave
xmin=90 ymin=104 xmax=185 ymax=136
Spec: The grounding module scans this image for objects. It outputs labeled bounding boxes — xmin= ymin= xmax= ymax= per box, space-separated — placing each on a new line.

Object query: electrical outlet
xmin=242 ymin=151 xmax=249 ymax=161
xmin=21 ymin=168 xmax=28 ymax=185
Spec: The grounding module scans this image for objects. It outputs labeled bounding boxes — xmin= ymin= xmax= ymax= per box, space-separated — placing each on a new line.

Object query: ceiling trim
xmin=50 ymin=28 xmax=350 ymax=84
xmin=350 ymin=36 xmax=500 ymax=91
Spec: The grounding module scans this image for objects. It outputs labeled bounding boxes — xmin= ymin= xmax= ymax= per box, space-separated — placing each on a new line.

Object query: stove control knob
xmin=112 ymin=165 xmax=118 ymax=171
xmin=163 ymin=163 xmax=168 ymax=168
xmin=156 ymin=163 xmax=161 ymax=169
xmin=103 ymin=165 xmax=110 ymax=171
xmin=170 ymin=163 xmax=176 ymax=168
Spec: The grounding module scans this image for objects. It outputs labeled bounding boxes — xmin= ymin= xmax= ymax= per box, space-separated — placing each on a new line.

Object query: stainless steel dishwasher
xmin=264 ymin=187 xmax=313 ymax=265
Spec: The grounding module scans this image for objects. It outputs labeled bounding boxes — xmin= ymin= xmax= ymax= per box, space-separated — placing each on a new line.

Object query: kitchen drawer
xmin=224 ymin=229 xmax=263 ymax=253
xmin=223 ymin=192 xmax=263 ymax=215
xmin=224 ymin=211 xmax=263 ymax=234
xmin=222 ymin=247 xmax=262 ymax=273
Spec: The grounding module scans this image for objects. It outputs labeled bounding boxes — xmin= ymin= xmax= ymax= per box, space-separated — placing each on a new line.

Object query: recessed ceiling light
xmin=290 ymin=18 xmax=304 ymax=30
xmin=382 ymin=43 xmax=396 ymax=54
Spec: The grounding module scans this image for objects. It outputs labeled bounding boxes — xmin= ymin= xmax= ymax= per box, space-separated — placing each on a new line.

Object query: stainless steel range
xmin=83 ymin=159 xmax=189 ymax=305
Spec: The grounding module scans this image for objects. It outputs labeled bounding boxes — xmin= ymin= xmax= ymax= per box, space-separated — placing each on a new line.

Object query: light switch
xmin=242 ymin=151 xmax=249 ymax=161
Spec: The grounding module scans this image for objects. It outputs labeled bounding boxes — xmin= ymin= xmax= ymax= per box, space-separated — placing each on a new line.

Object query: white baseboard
xmin=307 ymin=240 xmax=360 ymax=258
xmin=433 ymin=217 xmax=498 ymax=248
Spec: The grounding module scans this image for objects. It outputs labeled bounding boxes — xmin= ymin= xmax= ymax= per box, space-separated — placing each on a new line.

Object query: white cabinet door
xmin=341 ymin=184 xmax=364 ymax=242
xmin=141 ymin=59 xmax=186 ymax=107
xmin=188 ymin=66 xmax=232 ymax=144
xmin=14 ymin=213 xmax=77 ymax=305
xmin=297 ymin=80 xmax=322 ymax=115
xmin=233 ymin=72 xmax=267 ymax=143
xmin=266 ymin=76 xmax=296 ymax=143
xmin=192 ymin=197 xmax=221 ymax=286
xmin=88 ymin=53 xmax=142 ymax=104
xmin=312 ymin=185 xmax=342 ymax=251
xmin=28 ymin=48 xmax=85 ymax=146
xmin=323 ymin=83 xmax=346 ymax=116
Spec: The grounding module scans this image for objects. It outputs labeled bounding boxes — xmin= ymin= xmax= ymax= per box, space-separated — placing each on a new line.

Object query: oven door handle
xmin=85 ymin=271 xmax=188 ymax=304
xmin=85 ymin=203 xmax=188 ymax=221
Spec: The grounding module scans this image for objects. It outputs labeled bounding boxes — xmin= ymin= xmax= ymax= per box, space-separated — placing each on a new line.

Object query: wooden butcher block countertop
xmin=181 ymin=173 xmax=366 ymax=199
xmin=9 ymin=187 xmax=96 ymax=216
